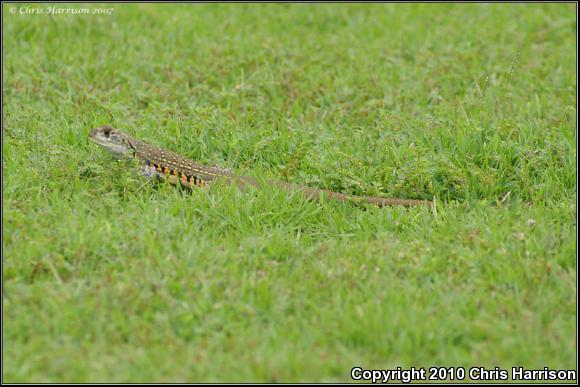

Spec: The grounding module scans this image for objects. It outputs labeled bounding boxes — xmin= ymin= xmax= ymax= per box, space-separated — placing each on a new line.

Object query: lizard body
xmin=89 ymin=126 xmax=432 ymax=208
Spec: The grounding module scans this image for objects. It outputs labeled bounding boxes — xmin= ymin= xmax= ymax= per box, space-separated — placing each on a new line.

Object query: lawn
xmin=2 ymin=3 xmax=576 ymax=383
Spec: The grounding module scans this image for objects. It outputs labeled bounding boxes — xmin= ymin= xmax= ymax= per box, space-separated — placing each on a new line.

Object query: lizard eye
xmin=102 ymin=127 xmax=112 ymax=138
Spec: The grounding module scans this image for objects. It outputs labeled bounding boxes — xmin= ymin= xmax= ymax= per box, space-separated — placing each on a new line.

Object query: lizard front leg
xmin=140 ymin=164 xmax=161 ymax=179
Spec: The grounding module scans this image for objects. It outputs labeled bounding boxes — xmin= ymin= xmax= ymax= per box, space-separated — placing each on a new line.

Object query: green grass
xmin=2 ymin=3 xmax=576 ymax=383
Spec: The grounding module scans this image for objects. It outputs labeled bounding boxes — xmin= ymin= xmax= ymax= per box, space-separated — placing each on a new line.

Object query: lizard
xmin=88 ymin=126 xmax=432 ymax=208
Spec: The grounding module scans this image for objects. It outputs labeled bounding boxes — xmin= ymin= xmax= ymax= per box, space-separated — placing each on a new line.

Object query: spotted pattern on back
xmin=131 ymin=138 xmax=228 ymax=188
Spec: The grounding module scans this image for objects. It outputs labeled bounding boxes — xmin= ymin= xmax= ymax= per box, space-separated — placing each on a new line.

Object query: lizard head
xmin=89 ymin=126 xmax=135 ymax=158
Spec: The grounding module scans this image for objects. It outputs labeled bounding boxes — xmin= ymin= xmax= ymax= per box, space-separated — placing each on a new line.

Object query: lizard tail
xmin=235 ymin=176 xmax=432 ymax=208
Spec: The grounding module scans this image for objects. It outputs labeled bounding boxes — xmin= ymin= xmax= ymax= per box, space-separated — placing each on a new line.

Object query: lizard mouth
xmin=88 ymin=127 xmax=132 ymax=157
xmin=88 ymin=134 xmax=111 ymax=148
xmin=88 ymin=134 xmax=101 ymax=144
